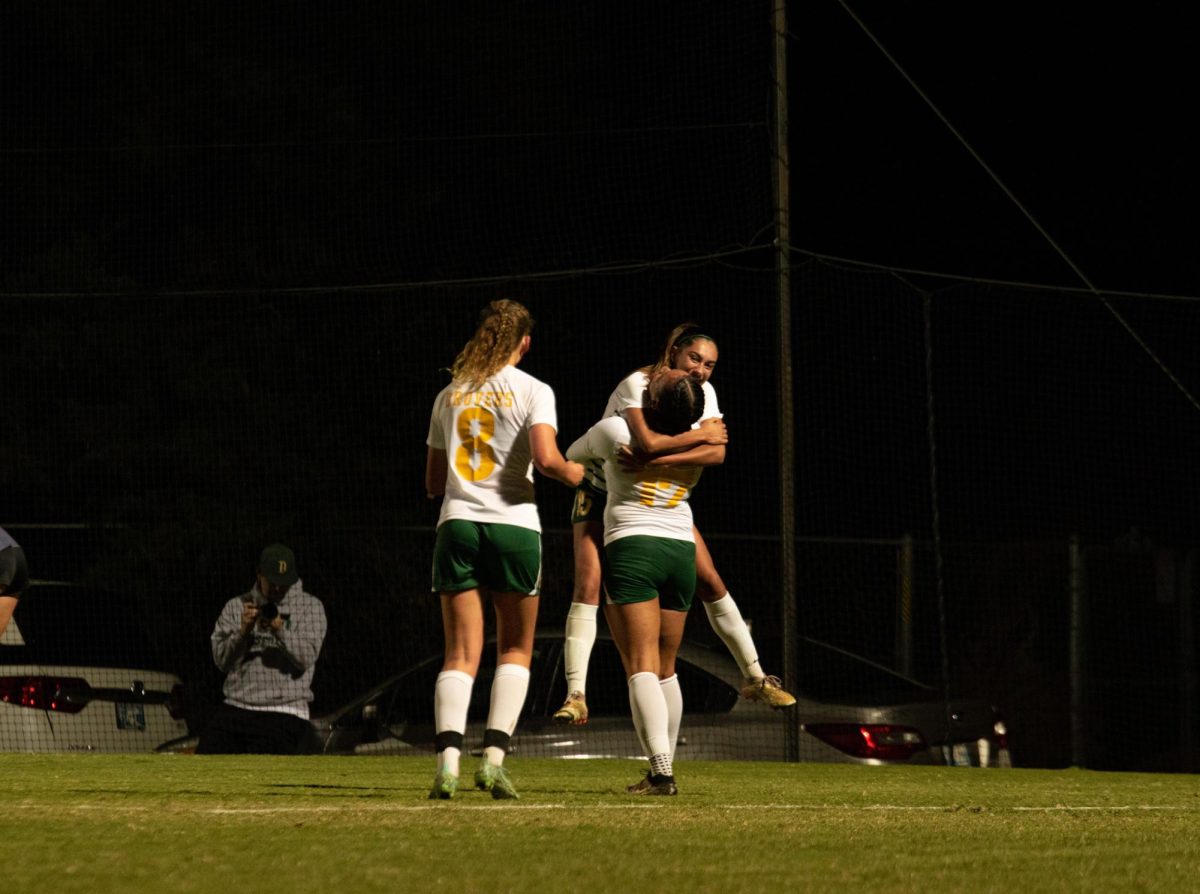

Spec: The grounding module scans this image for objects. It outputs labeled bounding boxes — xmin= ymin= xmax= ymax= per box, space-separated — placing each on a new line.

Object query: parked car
xmin=1 ymin=581 xmax=189 ymax=752
xmin=161 ymin=630 xmax=1008 ymax=766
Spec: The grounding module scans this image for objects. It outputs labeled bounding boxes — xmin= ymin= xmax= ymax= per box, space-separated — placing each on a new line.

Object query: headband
xmin=672 ymin=328 xmax=714 ymax=349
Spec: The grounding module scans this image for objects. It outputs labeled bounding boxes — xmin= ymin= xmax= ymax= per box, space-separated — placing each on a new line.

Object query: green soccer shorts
xmin=603 ymin=535 xmax=696 ymax=611
xmin=432 ymin=520 xmax=542 ymax=595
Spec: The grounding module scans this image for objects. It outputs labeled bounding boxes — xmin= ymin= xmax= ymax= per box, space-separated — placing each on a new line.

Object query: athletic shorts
xmin=432 ymin=520 xmax=542 ymax=595
xmin=603 ymin=535 xmax=696 ymax=611
xmin=0 ymin=545 xmax=29 ymax=597
xmin=570 ymin=481 xmax=606 ymax=526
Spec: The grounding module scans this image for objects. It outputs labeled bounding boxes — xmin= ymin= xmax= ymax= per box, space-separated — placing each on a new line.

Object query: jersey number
xmin=636 ymin=479 xmax=688 ymax=508
xmin=454 ymin=407 xmax=497 ymax=481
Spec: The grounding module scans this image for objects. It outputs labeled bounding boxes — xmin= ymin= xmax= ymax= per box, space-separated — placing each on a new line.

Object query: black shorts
xmin=570 ymin=481 xmax=606 ymax=525
xmin=0 ymin=545 xmax=29 ymax=596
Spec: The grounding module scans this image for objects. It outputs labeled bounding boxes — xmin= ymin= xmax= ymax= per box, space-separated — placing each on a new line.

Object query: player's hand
xmin=562 ymin=460 xmax=585 ymax=488
xmin=616 ymin=444 xmax=650 ymax=471
xmin=698 ymin=417 xmax=728 ymax=445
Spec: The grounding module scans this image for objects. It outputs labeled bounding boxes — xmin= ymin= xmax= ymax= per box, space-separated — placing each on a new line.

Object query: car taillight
xmin=805 ymin=723 xmax=927 ymax=761
xmin=0 ymin=676 xmax=90 ymax=714
xmin=167 ymin=683 xmax=188 ymax=721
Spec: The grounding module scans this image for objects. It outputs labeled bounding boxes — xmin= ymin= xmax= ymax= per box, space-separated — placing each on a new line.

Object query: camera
xmin=259 ymin=602 xmax=279 ymax=622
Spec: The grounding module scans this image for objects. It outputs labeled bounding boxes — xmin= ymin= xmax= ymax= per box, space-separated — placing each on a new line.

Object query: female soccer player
xmin=424 ymin=299 xmax=584 ymax=800
xmin=566 ymin=369 xmax=708 ymax=794
xmin=555 ymin=323 xmax=795 ymax=726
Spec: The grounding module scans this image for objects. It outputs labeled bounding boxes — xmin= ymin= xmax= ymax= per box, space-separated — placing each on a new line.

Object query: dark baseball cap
xmin=258 ymin=543 xmax=299 ymax=587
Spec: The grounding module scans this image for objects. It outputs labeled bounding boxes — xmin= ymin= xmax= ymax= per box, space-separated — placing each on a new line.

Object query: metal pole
xmin=771 ymin=0 xmax=798 ymax=762
xmin=1180 ymin=548 xmax=1196 ymax=772
xmin=1068 ymin=534 xmax=1085 ymax=767
xmin=896 ymin=533 xmax=914 ymax=676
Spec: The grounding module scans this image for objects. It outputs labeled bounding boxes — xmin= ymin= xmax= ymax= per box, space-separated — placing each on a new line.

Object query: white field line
xmin=11 ymin=802 xmax=1199 ymax=814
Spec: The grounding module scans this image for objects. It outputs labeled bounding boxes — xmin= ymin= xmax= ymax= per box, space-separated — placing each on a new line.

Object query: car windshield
xmin=796 ymin=638 xmax=937 ymax=705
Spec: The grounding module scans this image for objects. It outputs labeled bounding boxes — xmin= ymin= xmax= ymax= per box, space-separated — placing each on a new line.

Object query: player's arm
xmin=639 ymin=442 xmax=724 ymax=468
xmin=625 ymin=407 xmax=726 ymax=467
xmin=425 ymin=446 xmax=448 ymax=499
xmin=530 ymin=423 xmax=584 ymax=488
xmin=624 ymin=407 xmax=726 ymax=457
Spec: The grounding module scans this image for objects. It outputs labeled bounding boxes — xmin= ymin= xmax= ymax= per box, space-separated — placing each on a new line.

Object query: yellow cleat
xmin=740 ymin=675 xmax=797 ymax=709
xmin=553 ymin=690 xmax=589 ymax=725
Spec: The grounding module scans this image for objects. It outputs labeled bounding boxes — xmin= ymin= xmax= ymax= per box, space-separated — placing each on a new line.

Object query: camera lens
xmin=259 ymin=602 xmax=279 ymax=621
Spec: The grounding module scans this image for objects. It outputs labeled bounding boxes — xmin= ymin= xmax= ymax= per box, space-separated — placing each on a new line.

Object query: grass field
xmin=2 ymin=755 xmax=1198 ymax=893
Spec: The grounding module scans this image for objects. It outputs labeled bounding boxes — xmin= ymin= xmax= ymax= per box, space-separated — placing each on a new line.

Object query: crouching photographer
xmin=197 ymin=544 xmax=328 ymax=754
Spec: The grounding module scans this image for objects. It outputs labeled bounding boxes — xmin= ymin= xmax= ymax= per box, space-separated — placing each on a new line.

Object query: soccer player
xmin=424 ymin=299 xmax=584 ymax=800
xmin=555 ymin=323 xmax=796 ymax=726
xmin=565 ymin=369 xmax=709 ymax=795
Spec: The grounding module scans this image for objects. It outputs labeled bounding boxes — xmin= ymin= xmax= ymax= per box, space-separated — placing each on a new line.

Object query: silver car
xmin=1 ymin=582 xmax=189 ymax=752
xmin=175 ymin=630 xmax=1006 ymax=766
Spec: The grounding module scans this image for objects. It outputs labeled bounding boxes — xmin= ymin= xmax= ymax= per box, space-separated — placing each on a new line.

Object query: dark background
xmin=3 ymin=2 xmax=1199 ymax=771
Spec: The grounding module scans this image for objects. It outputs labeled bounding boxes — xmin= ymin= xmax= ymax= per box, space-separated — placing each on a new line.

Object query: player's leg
xmin=429 ymin=520 xmax=485 ymax=799
xmin=431 ymin=587 xmax=483 ymax=798
xmin=475 ymin=523 xmax=541 ymax=799
xmin=657 ymin=608 xmax=688 ymax=760
xmin=694 ymin=525 xmax=796 ymax=709
xmin=609 ymin=536 xmax=678 ymax=795
xmin=620 ymin=599 xmax=675 ymax=793
xmin=556 ymin=493 xmax=604 ymax=724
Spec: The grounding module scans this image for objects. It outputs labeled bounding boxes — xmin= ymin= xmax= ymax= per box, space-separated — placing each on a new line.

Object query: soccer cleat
xmin=740 ymin=675 xmax=797 ymax=709
xmin=643 ymin=774 xmax=678 ymax=796
xmin=553 ymin=690 xmax=589 ymax=725
xmin=428 ymin=769 xmax=459 ymax=800
xmin=474 ymin=761 xmax=520 ymax=800
xmin=626 ymin=771 xmax=677 ymax=795
xmin=626 ymin=772 xmax=653 ymax=795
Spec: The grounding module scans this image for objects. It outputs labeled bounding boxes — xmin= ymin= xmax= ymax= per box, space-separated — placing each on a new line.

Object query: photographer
xmin=197 ymin=544 xmax=328 ymax=754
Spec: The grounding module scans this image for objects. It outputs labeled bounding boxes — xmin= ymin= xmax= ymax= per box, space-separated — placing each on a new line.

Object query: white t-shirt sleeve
xmin=700 ymin=381 xmax=722 ymax=420
xmin=426 ymin=385 xmax=449 ymax=449
xmin=608 ymin=371 xmax=649 ymax=417
xmin=526 ymin=379 xmax=559 ymax=431
xmin=567 ymin=417 xmax=627 ymax=463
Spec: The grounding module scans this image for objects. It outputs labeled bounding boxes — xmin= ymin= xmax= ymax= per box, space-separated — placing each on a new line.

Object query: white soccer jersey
xmin=601 ymin=369 xmax=721 ymax=422
xmin=567 ymin=416 xmax=698 ymax=545
xmin=582 ymin=370 xmax=721 ymax=493
xmin=427 ymin=364 xmax=559 ymax=531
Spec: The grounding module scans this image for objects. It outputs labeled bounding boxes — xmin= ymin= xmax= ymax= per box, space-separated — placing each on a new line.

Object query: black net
xmin=3 ymin=2 xmax=1198 ymax=772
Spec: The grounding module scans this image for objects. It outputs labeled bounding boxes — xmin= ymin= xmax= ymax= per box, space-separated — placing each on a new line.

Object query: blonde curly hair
xmin=449 ymin=299 xmax=535 ymax=389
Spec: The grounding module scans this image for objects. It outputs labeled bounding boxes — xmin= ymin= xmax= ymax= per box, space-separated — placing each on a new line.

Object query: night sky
xmin=4 ymin=2 xmax=1198 ymax=547
xmin=792 ymin=1 xmax=1200 ymax=295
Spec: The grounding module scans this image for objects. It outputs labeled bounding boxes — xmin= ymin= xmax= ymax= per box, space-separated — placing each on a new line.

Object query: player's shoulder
xmin=593 ymin=414 xmax=631 ymax=441
xmin=499 ymin=364 xmax=550 ymax=392
xmin=617 ymin=369 xmax=649 ymax=390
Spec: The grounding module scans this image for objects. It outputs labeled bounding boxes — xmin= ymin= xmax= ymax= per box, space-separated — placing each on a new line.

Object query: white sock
xmin=564 ymin=602 xmax=598 ymax=694
xmin=434 ymin=669 xmax=474 ymax=776
xmin=628 ymin=671 xmax=672 ymax=777
xmin=660 ymin=674 xmax=683 ymax=757
xmin=704 ymin=593 xmax=763 ymax=680
xmin=484 ymin=663 xmax=530 ymax=766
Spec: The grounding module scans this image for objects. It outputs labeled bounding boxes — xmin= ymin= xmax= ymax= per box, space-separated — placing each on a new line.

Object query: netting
xmin=3 ymin=2 xmax=1198 ymax=772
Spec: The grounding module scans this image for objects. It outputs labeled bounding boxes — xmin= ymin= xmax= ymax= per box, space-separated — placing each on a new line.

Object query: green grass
xmin=3 ymin=755 xmax=1199 ymax=893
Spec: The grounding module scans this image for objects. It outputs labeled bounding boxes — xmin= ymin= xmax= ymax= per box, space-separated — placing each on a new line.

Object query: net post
xmin=771 ymin=0 xmax=799 ymax=762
